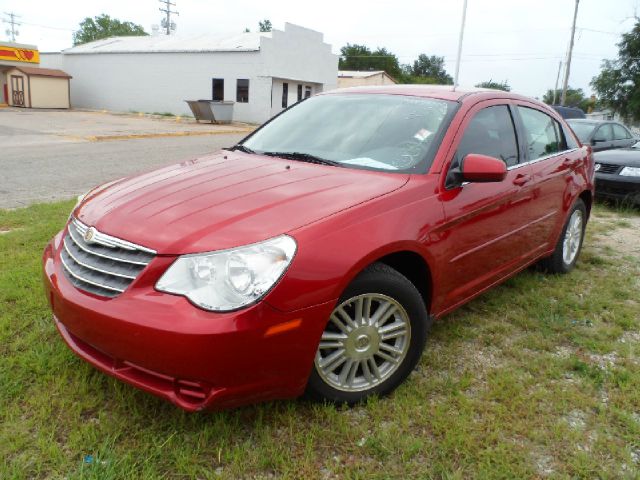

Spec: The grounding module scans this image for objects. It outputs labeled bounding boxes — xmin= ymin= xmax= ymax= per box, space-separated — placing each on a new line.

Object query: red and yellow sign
xmin=0 ymin=45 xmax=39 ymax=64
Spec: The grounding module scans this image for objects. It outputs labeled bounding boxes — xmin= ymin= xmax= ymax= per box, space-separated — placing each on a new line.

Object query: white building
xmin=41 ymin=23 xmax=338 ymax=124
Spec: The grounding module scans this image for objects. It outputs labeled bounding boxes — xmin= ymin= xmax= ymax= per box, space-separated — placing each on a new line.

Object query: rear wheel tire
xmin=306 ymin=263 xmax=431 ymax=405
xmin=539 ymin=199 xmax=587 ymax=274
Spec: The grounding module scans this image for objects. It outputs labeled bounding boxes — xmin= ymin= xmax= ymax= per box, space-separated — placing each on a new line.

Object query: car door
xmin=512 ymin=104 xmax=584 ymax=251
xmin=592 ymin=124 xmax=615 ymax=151
xmin=435 ymin=101 xmax=542 ymax=311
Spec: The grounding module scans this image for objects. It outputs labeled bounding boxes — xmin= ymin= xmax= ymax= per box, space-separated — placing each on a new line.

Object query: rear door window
xmin=457 ymin=105 xmax=519 ymax=167
xmin=517 ymin=107 xmax=564 ymax=160
xmin=612 ymin=123 xmax=632 ymax=140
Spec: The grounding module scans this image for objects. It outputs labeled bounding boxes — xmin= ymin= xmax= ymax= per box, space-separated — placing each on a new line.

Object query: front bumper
xmin=43 ymin=230 xmax=334 ymax=411
xmin=595 ymin=173 xmax=640 ymax=204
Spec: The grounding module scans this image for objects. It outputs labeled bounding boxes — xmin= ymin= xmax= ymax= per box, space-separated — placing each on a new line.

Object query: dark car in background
xmin=552 ymin=105 xmax=586 ymax=120
xmin=593 ymin=144 xmax=640 ymax=205
xmin=567 ymin=119 xmax=637 ymax=152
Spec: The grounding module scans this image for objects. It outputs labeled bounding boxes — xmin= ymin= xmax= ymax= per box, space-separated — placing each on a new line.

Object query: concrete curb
xmin=82 ymin=129 xmax=255 ymax=142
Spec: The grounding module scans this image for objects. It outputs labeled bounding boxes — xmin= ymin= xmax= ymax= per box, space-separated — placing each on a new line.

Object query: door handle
xmin=513 ymin=173 xmax=531 ymax=186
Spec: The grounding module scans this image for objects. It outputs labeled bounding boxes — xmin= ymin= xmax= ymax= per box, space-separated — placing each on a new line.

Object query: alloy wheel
xmin=314 ymin=293 xmax=411 ymax=392
xmin=562 ymin=209 xmax=583 ymax=265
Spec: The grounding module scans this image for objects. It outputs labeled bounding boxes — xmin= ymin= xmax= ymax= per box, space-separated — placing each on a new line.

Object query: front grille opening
xmin=60 ymin=219 xmax=156 ymax=298
xmin=597 ymin=164 xmax=621 ymax=175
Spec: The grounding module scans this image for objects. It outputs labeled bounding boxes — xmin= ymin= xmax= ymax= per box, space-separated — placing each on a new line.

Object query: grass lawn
xmin=1 ymin=200 xmax=639 ymax=479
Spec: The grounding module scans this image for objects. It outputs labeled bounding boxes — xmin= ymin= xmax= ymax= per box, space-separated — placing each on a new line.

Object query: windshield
xmin=567 ymin=121 xmax=596 ymax=142
xmin=241 ymin=94 xmax=457 ymax=173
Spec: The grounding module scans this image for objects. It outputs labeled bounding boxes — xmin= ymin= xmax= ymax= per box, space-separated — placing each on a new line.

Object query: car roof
xmin=322 ymin=84 xmax=537 ymax=103
xmin=566 ymin=119 xmax=606 ymax=125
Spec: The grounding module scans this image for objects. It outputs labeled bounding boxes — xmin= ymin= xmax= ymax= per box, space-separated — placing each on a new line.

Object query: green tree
xmin=475 ymin=79 xmax=511 ymax=91
xmin=73 ymin=14 xmax=147 ymax=46
xmin=407 ymin=54 xmax=453 ymax=84
xmin=542 ymin=87 xmax=591 ymax=111
xmin=591 ymin=19 xmax=640 ymax=121
xmin=259 ymin=19 xmax=272 ymax=32
xmin=339 ymin=44 xmax=402 ymax=79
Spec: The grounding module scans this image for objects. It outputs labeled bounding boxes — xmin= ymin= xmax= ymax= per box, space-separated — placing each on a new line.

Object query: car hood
xmin=594 ymin=148 xmax=640 ymax=167
xmin=75 ymin=151 xmax=409 ymax=254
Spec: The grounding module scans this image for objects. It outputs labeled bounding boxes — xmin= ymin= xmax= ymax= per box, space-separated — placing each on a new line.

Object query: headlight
xmin=620 ymin=166 xmax=640 ymax=177
xmin=156 ymin=235 xmax=297 ymax=311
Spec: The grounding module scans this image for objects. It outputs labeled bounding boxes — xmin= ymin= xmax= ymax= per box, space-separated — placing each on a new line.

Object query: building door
xmin=11 ymin=75 xmax=25 ymax=106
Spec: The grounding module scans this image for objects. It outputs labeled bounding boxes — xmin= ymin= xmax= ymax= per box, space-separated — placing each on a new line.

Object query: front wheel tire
xmin=306 ymin=263 xmax=431 ymax=404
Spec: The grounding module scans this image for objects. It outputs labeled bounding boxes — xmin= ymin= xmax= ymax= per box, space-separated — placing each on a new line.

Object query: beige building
xmin=337 ymin=70 xmax=397 ymax=88
xmin=6 ymin=66 xmax=72 ymax=109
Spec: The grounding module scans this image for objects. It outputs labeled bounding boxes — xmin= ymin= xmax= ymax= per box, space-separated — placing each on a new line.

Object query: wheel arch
xmin=579 ymin=189 xmax=593 ymax=219
xmin=337 ymin=245 xmax=435 ymax=315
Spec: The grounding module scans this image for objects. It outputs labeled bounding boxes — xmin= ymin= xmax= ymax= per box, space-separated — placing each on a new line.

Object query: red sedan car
xmin=43 ymin=86 xmax=594 ymax=411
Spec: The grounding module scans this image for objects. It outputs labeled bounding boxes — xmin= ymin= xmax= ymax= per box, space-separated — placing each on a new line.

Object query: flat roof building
xmin=337 ymin=70 xmax=397 ymax=89
xmin=41 ymin=23 xmax=338 ymax=124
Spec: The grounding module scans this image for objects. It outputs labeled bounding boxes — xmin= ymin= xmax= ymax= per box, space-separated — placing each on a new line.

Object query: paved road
xmin=1 ymin=133 xmax=245 ymax=209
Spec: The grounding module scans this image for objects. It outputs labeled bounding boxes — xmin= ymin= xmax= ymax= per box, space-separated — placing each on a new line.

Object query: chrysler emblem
xmin=84 ymin=227 xmax=97 ymax=243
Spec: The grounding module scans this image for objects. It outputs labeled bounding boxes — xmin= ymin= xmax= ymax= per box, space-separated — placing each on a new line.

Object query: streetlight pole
xmin=561 ymin=0 xmax=579 ymax=105
xmin=453 ymin=0 xmax=468 ymax=91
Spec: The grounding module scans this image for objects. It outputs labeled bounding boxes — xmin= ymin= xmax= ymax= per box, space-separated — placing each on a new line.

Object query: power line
xmin=20 ymin=20 xmax=74 ymax=32
xmin=158 ymin=0 xmax=178 ymax=35
xmin=3 ymin=11 xmax=21 ymax=41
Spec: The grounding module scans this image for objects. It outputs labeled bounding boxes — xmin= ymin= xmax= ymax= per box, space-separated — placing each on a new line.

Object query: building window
xmin=305 ymin=86 xmax=312 ymax=98
xmin=282 ymin=82 xmax=288 ymax=109
xmin=212 ymin=78 xmax=224 ymax=101
xmin=236 ymin=79 xmax=249 ymax=103
xmin=297 ymin=84 xmax=303 ymax=102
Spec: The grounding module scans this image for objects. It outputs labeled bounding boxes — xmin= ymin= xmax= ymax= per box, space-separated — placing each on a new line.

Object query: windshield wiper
xmin=231 ymin=144 xmax=256 ymax=154
xmin=260 ymin=151 xmax=342 ymax=167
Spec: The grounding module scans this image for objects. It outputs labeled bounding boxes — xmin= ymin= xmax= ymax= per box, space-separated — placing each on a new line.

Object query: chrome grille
xmin=596 ymin=163 xmax=621 ymax=174
xmin=60 ymin=218 xmax=156 ymax=298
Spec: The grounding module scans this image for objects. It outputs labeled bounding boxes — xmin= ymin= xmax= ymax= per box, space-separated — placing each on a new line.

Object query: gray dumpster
xmin=184 ymin=100 xmax=234 ymax=124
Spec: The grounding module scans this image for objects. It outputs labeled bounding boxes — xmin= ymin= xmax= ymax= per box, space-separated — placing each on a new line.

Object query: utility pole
xmin=561 ymin=0 xmax=579 ymax=106
xmin=552 ymin=60 xmax=562 ymax=105
xmin=3 ymin=12 xmax=21 ymax=42
xmin=452 ymin=0 xmax=468 ymax=91
xmin=158 ymin=0 xmax=178 ymax=35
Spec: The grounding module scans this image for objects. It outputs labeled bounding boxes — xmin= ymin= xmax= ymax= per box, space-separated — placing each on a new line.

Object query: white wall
xmin=40 ymin=23 xmax=338 ymax=124
xmin=260 ymin=23 xmax=337 ymax=93
xmin=43 ymin=51 xmax=270 ymax=122
xmin=39 ymin=53 xmax=63 ymax=69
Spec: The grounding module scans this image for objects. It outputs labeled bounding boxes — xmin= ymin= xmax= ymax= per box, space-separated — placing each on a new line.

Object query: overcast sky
xmin=2 ymin=0 xmax=638 ymax=98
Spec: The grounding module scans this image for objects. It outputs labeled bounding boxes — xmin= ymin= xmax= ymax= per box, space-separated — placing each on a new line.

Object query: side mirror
xmin=461 ymin=154 xmax=507 ymax=183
